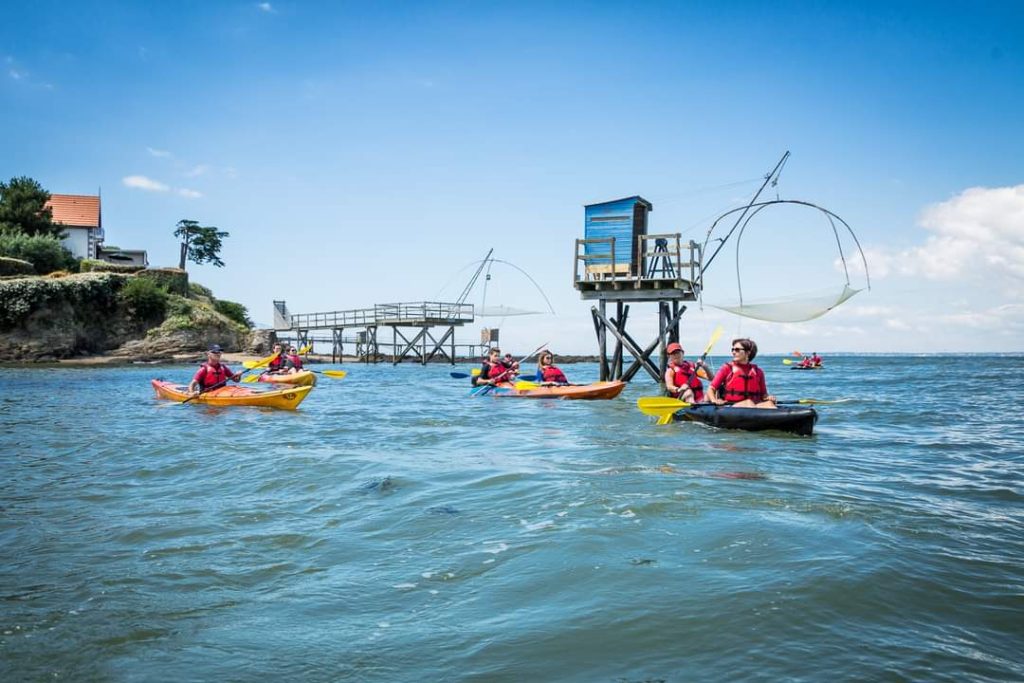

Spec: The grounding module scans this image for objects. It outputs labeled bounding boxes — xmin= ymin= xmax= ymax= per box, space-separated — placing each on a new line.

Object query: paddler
xmin=265 ymin=343 xmax=287 ymax=374
xmin=188 ymin=344 xmax=242 ymax=395
xmin=537 ymin=350 xmax=569 ymax=385
xmin=664 ymin=342 xmax=705 ymax=403
xmin=472 ymin=347 xmax=514 ymax=387
xmin=707 ymin=338 xmax=777 ymax=409
xmin=285 ymin=345 xmax=305 ymax=374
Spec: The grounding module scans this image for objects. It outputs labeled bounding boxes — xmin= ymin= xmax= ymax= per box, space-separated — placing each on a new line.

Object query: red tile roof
xmin=45 ymin=194 xmax=101 ymax=228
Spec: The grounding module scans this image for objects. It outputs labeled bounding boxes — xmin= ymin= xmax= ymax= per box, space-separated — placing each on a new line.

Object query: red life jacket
xmin=541 ymin=365 xmax=568 ymax=384
xmin=288 ymin=354 xmax=303 ymax=369
xmin=668 ymin=360 xmax=704 ymax=401
xmin=488 ymin=362 xmax=510 ymax=380
xmin=714 ymin=362 xmax=766 ymax=403
xmin=196 ymin=362 xmax=233 ymax=389
xmin=268 ymin=354 xmax=286 ymax=371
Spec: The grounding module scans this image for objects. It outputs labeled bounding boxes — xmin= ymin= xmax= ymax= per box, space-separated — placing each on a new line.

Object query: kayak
xmin=151 ymin=379 xmax=313 ymax=410
xmin=489 ymin=380 xmax=626 ymax=400
xmin=257 ymin=370 xmax=317 ymax=386
xmin=791 ymin=365 xmax=824 ymax=371
xmin=673 ymin=403 xmax=818 ymax=436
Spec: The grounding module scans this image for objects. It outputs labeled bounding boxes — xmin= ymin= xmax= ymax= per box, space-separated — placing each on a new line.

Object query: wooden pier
xmin=273 ymin=300 xmax=475 ymax=365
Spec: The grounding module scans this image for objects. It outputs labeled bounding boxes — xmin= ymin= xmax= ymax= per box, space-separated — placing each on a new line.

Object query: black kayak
xmin=672 ymin=404 xmax=818 ymax=436
xmin=790 ymin=365 xmax=824 ymax=371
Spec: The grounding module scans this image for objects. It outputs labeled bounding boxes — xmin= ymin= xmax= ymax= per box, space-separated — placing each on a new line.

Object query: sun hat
xmin=666 ymin=342 xmax=683 ymax=354
xmin=208 ymin=344 xmax=223 ymax=353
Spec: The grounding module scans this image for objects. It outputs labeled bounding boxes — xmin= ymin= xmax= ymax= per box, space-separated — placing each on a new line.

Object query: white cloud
xmin=9 ymin=68 xmax=23 ymax=80
xmin=177 ymin=188 xmax=203 ymax=199
xmin=146 ymin=147 xmax=172 ymax=158
xmin=183 ymin=164 xmax=209 ymax=178
xmin=862 ymin=184 xmax=1024 ymax=283
xmin=122 ymin=175 xmax=169 ymax=192
xmin=258 ymin=2 xmax=275 ymax=12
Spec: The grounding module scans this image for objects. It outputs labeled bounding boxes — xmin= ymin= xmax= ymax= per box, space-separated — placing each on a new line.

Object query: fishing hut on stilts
xmin=574 ymin=196 xmax=702 ymax=386
xmin=576 ymin=154 xmax=795 ymax=389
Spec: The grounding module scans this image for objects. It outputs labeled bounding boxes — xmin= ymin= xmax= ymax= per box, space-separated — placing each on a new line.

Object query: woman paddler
xmin=537 ymin=350 xmax=569 ymax=385
xmin=707 ymin=338 xmax=777 ymax=408
xmin=664 ymin=342 xmax=705 ymax=403
xmin=188 ymin=344 xmax=242 ymax=395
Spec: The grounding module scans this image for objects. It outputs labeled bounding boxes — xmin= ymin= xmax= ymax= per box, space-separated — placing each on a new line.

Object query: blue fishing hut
xmin=574 ymin=195 xmax=703 ymax=385
xmin=582 ymin=196 xmax=652 ymax=277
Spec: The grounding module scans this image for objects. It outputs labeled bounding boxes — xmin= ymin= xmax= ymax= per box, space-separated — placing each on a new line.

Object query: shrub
xmin=189 ymin=282 xmax=214 ymax=301
xmin=0 ymin=256 xmax=35 ymax=276
xmin=0 ymin=272 xmax=125 ymax=329
xmin=138 ymin=268 xmax=188 ymax=295
xmin=119 ymin=276 xmax=168 ymax=321
xmin=0 ymin=231 xmax=78 ymax=274
xmin=80 ymin=259 xmax=143 ymax=274
xmin=166 ymin=295 xmax=194 ymax=318
xmin=214 ymin=299 xmax=252 ymax=328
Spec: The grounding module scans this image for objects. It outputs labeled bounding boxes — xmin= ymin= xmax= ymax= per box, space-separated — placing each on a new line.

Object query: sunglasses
xmin=731 ymin=347 xmax=746 ymax=352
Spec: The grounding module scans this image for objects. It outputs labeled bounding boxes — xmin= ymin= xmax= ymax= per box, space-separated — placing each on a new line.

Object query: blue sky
xmin=3 ymin=1 xmax=1022 ymax=355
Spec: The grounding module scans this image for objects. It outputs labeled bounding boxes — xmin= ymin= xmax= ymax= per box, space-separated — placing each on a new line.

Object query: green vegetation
xmin=214 ymin=299 xmax=252 ymax=328
xmin=0 ymin=256 xmax=35 ymax=276
xmin=175 ymin=219 xmax=229 ymax=270
xmin=80 ymin=259 xmax=141 ymax=274
xmin=119 ymin=276 xmax=168 ymax=322
xmin=0 ymin=176 xmax=64 ymax=238
xmin=0 ymin=231 xmax=78 ymax=274
xmin=0 ymin=272 xmax=125 ymax=330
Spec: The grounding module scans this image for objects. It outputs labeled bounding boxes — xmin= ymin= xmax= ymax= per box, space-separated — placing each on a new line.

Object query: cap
xmin=666 ymin=342 xmax=683 ymax=354
xmin=208 ymin=344 xmax=223 ymax=353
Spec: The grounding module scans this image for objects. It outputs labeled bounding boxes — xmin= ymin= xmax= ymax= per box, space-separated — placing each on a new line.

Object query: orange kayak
xmin=490 ymin=380 xmax=626 ymax=400
xmin=151 ymin=379 xmax=313 ymax=410
xmin=257 ymin=370 xmax=317 ymax=386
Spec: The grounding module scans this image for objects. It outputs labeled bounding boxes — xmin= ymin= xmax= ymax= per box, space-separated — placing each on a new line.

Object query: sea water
xmin=1 ymin=355 xmax=1022 ymax=681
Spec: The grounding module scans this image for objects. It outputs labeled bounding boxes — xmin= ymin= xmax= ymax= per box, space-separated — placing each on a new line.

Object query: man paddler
xmin=188 ymin=344 xmax=242 ymax=395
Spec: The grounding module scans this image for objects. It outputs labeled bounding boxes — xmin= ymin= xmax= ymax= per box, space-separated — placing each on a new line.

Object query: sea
xmin=1 ymin=354 xmax=1022 ymax=682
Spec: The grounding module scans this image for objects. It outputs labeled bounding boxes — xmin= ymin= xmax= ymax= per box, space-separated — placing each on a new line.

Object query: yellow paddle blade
xmin=322 ymin=370 xmax=347 ymax=378
xmin=298 ymin=344 xmax=313 ymax=354
xmin=243 ymin=352 xmax=280 ymax=370
xmin=702 ymin=325 xmax=724 ymax=357
xmin=514 ymin=381 xmax=539 ymax=390
xmin=241 ymin=373 xmax=262 ymax=383
xmin=782 ymin=358 xmax=794 ymax=365
xmin=471 ymin=368 xmax=481 ymax=376
xmin=636 ymin=396 xmax=691 ymax=424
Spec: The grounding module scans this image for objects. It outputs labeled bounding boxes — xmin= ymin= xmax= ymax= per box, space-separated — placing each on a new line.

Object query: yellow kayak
xmin=257 ymin=370 xmax=317 ymax=386
xmin=151 ymin=379 xmax=313 ymax=410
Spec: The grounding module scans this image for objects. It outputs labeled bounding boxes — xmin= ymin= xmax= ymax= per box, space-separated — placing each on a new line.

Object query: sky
xmin=2 ymin=1 xmax=1022 ymax=355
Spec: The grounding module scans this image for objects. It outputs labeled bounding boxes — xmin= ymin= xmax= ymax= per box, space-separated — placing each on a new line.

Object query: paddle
xmin=243 ymin=352 xmax=281 ymax=370
xmin=694 ymin=325 xmax=724 ymax=380
xmin=475 ymin=342 xmax=548 ymax=396
xmin=454 ymin=371 xmax=537 ymax=381
xmin=782 ymin=358 xmax=794 ymax=365
xmin=310 ymin=369 xmax=346 ymax=378
xmin=637 ymin=396 xmax=695 ymax=424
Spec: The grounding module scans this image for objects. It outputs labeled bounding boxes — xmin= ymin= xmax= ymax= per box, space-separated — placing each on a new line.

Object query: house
xmin=44 ymin=193 xmax=148 ymax=266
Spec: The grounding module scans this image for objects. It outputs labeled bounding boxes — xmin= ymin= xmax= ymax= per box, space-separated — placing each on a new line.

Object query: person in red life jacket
xmin=188 ymin=344 xmax=242 ymax=395
xmin=664 ymin=342 xmax=705 ymax=403
xmin=537 ymin=350 xmax=569 ymax=385
xmin=799 ymin=354 xmax=813 ymax=368
xmin=285 ymin=345 xmax=304 ymax=374
xmin=707 ymin=338 xmax=777 ymax=408
xmin=502 ymin=352 xmax=521 ymax=377
xmin=811 ymin=352 xmax=822 ymax=368
xmin=265 ymin=343 xmax=287 ymax=374
xmin=472 ymin=347 xmax=513 ymax=387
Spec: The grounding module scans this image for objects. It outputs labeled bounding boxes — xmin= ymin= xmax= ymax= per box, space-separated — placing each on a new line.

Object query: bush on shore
xmin=0 ymin=232 xmax=78 ymax=274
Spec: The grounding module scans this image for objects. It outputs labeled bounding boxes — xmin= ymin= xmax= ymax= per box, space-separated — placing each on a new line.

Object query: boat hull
xmin=673 ymin=403 xmax=818 ymax=436
xmin=151 ymin=379 xmax=313 ymax=410
xmin=490 ymin=380 xmax=626 ymax=400
xmin=257 ymin=370 xmax=317 ymax=386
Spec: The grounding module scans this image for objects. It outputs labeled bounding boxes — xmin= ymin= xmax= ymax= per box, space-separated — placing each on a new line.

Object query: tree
xmin=0 ymin=176 xmax=64 ymax=237
xmin=174 ymin=219 xmax=229 ymax=270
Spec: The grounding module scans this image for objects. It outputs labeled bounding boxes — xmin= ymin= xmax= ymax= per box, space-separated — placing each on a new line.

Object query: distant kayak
xmin=790 ymin=365 xmax=824 ymax=371
xmin=151 ymin=379 xmax=313 ymax=410
xmin=489 ymin=380 xmax=626 ymax=400
xmin=257 ymin=370 xmax=317 ymax=386
xmin=673 ymin=403 xmax=818 ymax=436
